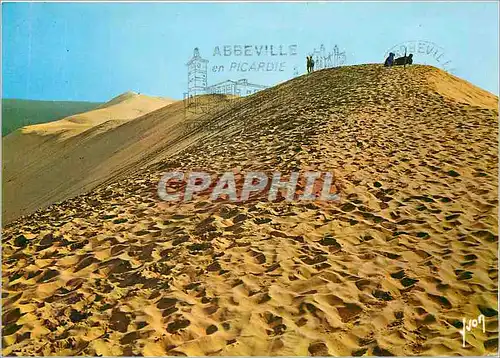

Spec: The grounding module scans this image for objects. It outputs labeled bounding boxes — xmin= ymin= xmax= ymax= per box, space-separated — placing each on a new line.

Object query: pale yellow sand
xmin=2 ymin=92 xmax=177 ymax=223
xmin=22 ymin=91 xmax=175 ymax=138
xmin=3 ymin=92 xmax=238 ymax=225
xmin=2 ymin=65 xmax=498 ymax=356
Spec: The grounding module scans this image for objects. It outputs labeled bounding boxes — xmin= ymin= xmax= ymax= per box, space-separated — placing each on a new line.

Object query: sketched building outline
xmin=184 ymin=48 xmax=268 ymax=115
xmin=186 ymin=48 xmax=209 ymax=100
xmin=309 ymin=44 xmax=346 ymax=70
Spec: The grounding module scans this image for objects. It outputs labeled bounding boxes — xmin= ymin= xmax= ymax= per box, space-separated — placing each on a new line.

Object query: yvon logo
xmin=459 ymin=314 xmax=486 ymax=347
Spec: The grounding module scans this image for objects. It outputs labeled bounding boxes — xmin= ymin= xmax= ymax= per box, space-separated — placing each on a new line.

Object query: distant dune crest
xmin=3 ymin=92 xmax=176 ymax=223
xmin=97 ymin=91 xmax=141 ymax=109
xmin=21 ymin=92 xmax=175 ymax=136
xmin=1 ymin=99 xmax=101 ymax=136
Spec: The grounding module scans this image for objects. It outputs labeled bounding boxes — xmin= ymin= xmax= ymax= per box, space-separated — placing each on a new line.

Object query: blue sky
xmin=2 ymin=1 xmax=499 ymax=101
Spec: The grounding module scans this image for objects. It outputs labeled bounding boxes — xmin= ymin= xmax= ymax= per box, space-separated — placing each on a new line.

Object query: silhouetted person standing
xmin=310 ymin=57 xmax=315 ymax=72
xmin=306 ymin=56 xmax=311 ymax=73
xmin=384 ymin=52 xmax=395 ymax=67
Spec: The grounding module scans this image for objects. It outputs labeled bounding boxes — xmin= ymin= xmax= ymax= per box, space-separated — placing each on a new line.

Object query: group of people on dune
xmin=305 ymin=51 xmax=413 ymax=73
xmin=306 ymin=56 xmax=315 ymax=73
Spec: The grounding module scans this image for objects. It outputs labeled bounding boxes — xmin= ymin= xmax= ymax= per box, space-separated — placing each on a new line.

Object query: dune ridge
xmin=2 ymin=92 xmax=178 ymax=224
xmin=1 ymin=99 xmax=102 ymax=137
xmin=21 ymin=91 xmax=175 ymax=136
xmin=2 ymin=65 xmax=498 ymax=356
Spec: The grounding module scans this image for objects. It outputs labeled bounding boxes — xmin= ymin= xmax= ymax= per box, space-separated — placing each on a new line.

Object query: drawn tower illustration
xmin=186 ymin=47 xmax=208 ymax=98
xmin=184 ymin=47 xmax=209 ymax=114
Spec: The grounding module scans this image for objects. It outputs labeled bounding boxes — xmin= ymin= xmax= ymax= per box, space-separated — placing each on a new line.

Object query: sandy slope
xmin=2 ymin=92 xmax=178 ymax=223
xmin=2 ymin=65 xmax=498 ymax=356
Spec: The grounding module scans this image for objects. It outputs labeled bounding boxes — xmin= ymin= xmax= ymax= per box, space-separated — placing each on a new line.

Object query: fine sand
xmin=2 ymin=92 xmax=177 ymax=223
xmin=2 ymin=65 xmax=498 ymax=356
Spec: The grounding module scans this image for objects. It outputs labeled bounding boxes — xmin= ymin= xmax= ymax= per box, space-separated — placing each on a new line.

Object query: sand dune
xmin=2 ymin=65 xmax=498 ymax=356
xmin=2 ymin=92 xmax=177 ymax=223
xmin=2 ymin=99 xmax=101 ymax=136
xmin=20 ymin=91 xmax=175 ymax=137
